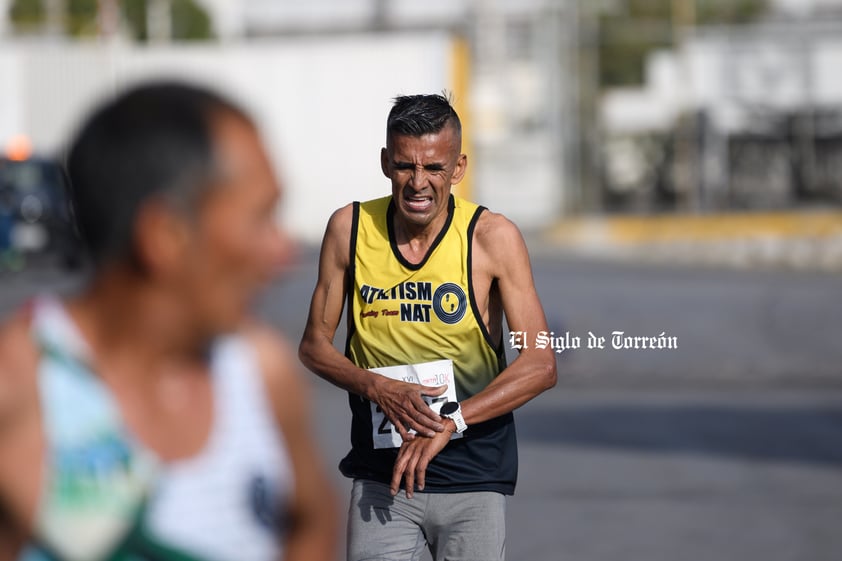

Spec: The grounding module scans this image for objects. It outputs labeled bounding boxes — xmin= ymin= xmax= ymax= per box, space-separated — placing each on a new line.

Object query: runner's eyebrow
xmin=391 ymin=160 xmax=446 ymax=171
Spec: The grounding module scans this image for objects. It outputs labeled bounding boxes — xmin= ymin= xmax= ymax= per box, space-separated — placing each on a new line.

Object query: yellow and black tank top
xmin=340 ymin=194 xmax=517 ymax=495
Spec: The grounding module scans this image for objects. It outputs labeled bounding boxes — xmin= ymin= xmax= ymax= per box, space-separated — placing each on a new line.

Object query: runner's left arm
xmin=391 ymin=212 xmax=557 ymax=496
xmin=451 ymin=211 xmax=558 ymax=424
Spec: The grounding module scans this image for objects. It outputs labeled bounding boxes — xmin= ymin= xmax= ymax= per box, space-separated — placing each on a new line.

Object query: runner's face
xmin=182 ymin=114 xmax=292 ymax=333
xmin=381 ymin=125 xmax=466 ymax=231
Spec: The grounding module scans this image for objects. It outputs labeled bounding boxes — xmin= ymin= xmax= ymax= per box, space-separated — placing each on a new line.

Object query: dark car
xmin=0 ymin=156 xmax=81 ymax=270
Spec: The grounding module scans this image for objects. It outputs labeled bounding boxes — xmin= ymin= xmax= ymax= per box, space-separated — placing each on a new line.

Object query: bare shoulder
xmin=472 ymin=209 xmax=530 ymax=269
xmin=474 ymin=208 xmax=522 ymax=240
xmin=325 ymin=203 xmax=356 ymax=235
xmin=239 ymin=321 xmax=309 ymax=420
xmin=241 ymin=322 xmax=297 ymax=390
xmin=0 ymin=312 xmax=39 ymax=428
xmin=319 ymin=203 xmax=356 ymax=270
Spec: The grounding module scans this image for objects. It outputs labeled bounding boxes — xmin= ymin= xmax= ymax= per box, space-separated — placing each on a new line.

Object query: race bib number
xmin=369 ymin=359 xmax=461 ymax=449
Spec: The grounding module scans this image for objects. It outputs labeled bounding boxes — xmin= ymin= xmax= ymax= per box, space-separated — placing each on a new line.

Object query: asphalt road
xmin=2 ymin=250 xmax=841 ymax=561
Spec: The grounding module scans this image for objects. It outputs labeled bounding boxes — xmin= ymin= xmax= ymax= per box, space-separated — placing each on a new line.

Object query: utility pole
xmin=671 ymin=0 xmax=699 ymax=211
xmin=44 ymin=0 xmax=65 ymax=38
xmin=577 ymin=1 xmax=602 ymax=213
xmin=97 ymin=0 xmax=120 ymax=40
xmin=148 ymin=0 xmax=173 ymax=43
xmin=372 ymin=0 xmax=389 ymax=31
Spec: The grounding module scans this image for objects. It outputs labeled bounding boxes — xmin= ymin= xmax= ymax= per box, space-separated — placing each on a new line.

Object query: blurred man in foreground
xmin=300 ymin=94 xmax=557 ymax=560
xmin=0 ymin=82 xmax=337 ymax=560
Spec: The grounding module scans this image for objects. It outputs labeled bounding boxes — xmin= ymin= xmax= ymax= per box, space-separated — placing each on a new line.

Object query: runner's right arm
xmin=298 ymin=204 xmax=445 ymax=440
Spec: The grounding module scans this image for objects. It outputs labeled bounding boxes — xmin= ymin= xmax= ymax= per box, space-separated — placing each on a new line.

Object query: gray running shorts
xmin=347 ymin=479 xmax=506 ymax=561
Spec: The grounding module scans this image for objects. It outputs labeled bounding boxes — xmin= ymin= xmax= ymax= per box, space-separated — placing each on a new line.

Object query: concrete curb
xmin=541 ymin=210 xmax=842 ymax=272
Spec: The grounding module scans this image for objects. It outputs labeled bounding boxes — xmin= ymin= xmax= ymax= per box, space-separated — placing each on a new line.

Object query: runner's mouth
xmin=403 ymin=196 xmax=433 ymax=212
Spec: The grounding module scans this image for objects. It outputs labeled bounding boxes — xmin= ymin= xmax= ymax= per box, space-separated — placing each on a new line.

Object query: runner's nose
xmin=407 ymin=166 xmax=429 ymax=191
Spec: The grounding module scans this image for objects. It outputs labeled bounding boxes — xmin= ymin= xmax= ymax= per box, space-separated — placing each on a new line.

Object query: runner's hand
xmin=390 ymin=423 xmax=454 ymax=498
xmin=370 ymin=376 xmax=446 ymax=440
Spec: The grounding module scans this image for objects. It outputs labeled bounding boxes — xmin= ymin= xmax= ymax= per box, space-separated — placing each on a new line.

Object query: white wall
xmin=0 ymin=49 xmax=25 ymax=145
xmin=1 ymin=33 xmax=454 ymax=242
xmin=0 ymin=0 xmax=10 ymax=37
xmin=814 ymin=38 xmax=842 ymax=106
xmin=773 ymin=0 xmax=842 ymax=16
xmin=601 ymin=24 xmax=842 ymax=136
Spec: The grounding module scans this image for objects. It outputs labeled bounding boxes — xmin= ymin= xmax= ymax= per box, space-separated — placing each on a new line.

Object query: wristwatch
xmin=440 ymin=401 xmax=468 ymax=434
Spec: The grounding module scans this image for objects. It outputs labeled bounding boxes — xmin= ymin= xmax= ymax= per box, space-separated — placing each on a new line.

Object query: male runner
xmin=299 ymin=94 xmax=557 ymax=561
xmin=0 ymin=82 xmax=337 ymax=560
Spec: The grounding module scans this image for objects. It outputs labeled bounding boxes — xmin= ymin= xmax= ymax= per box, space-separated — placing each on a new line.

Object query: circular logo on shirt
xmin=249 ymin=473 xmax=282 ymax=532
xmin=432 ymin=283 xmax=468 ymax=325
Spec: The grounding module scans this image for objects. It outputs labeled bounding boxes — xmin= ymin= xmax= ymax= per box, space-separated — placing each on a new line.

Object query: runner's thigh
xmin=425 ymin=491 xmax=506 ymax=561
xmin=347 ymin=479 xmax=429 ymax=561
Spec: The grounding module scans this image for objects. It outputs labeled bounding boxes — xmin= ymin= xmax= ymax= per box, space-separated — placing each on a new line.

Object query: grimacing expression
xmin=179 ymin=112 xmax=292 ymax=334
xmin=381 ymin=124 xmax=467 ymax=230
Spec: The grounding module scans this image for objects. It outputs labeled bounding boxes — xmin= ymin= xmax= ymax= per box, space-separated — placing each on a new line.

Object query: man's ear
xmin=451 ymin=153 xmax=468 ymax=185
xmin=380 ymin=147 xmax=390 ymax=179
xmin=133 ymin=200 xmax=191 ymax=276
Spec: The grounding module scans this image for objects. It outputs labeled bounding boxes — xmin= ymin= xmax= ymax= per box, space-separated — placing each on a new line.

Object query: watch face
xmin=440 ymin=401 xmax=458 ymax=416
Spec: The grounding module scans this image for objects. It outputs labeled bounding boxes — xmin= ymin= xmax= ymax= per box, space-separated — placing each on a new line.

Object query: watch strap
xmin=443 ymin=405 xmax=468 ymax=434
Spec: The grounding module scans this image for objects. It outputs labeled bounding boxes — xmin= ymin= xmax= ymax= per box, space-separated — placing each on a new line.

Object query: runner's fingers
xmin=411 ymin=394 xmax=442 ymax=420
xmin=396 ymin=409 xmax=419 ymax=435
xmin=394 ymin=406 xmax=432 ymax=440
xmin=419 ymin=383 xmax=448 ymax=397
xmin=415 ymin=457 xmax=428 ymax=492
xmin=389 ymin=468 xmax=402 ymax=496
xmin=392 ymin=417 xmax=413 ymax=441
xmin=404 ymin=450 xmax=423 ymax=498
xmin=399 ymin=409 xmax=434 ymax=438
xmin=409 ymin=400 xmax=444 ymax=435
xmin=390 ymin=450 xmax=410 ymax=495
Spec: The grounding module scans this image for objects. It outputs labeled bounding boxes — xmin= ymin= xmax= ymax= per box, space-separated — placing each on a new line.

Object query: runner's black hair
xmin=65 ymin=81 xmax=250 ymax=266
xmin=386 ymin=93 xmax=461 ymax=139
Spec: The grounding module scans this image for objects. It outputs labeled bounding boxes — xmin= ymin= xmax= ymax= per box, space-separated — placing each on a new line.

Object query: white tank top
xmin=24 ymin=295 xmax=293 ymax=561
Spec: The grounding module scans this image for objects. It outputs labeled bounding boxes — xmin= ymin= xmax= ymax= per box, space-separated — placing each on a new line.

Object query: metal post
xmin=372 ymin=0 xmax=389 ymax=31
xmin=147 ymin=0 xmax=172 ymax=44
xmin=97 ymin=0 xmax=120 ymax=40
xmin=541 ymin=0 xmax=567 ymax=217
xmin=671 ymin=0 xmax=699 ymax=211
xmin=799 ymin=32 xmax=816 ymax=200
xmin=44 ymin=0 xmax=65 ymax=38
xmin=577 ymin=0 xmax=602 ymax=213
